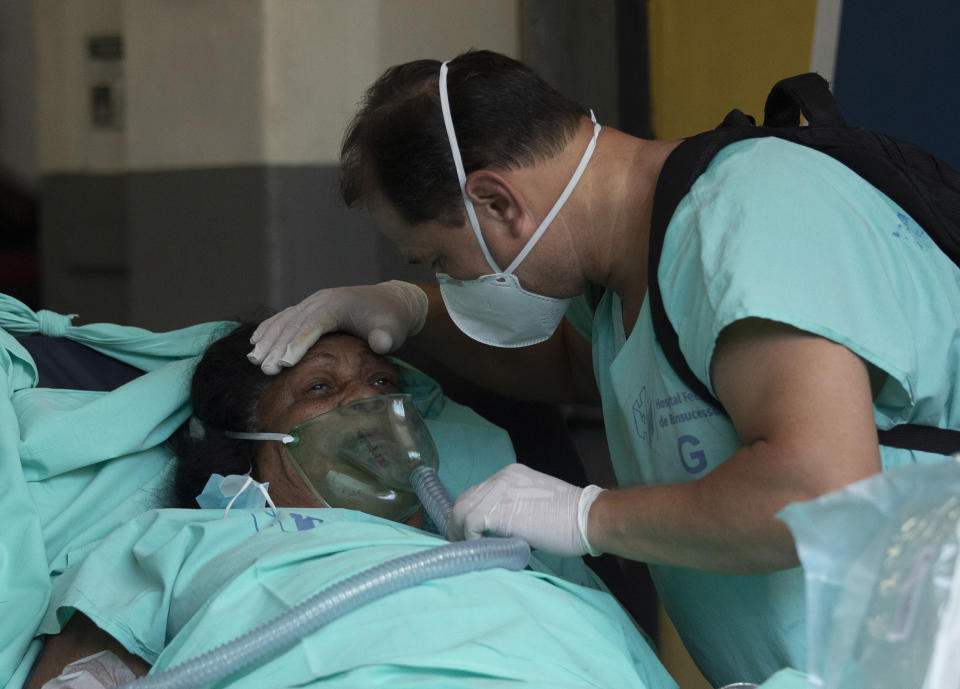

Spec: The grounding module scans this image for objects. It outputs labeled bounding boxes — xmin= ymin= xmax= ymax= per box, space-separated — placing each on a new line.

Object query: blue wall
xmin=834 ymin=0 xmax=960 ymax=169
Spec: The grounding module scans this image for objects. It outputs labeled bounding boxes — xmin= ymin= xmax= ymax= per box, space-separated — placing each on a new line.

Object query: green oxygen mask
xmin=283 ymin=393 xmax=440 ymax=522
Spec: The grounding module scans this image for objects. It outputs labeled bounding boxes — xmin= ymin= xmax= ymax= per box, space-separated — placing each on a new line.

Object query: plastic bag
xmin=779 ymin=459 xmax=960 ymax=689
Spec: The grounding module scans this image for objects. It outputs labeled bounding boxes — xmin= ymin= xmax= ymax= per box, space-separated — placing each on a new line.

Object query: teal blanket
xmin=1 ymin=295 xmax=673 ymax=688
xmin=40 ymin=508 xmax=674 ymax=687
xmin=1 ymin=295 xmax=238 ymax=685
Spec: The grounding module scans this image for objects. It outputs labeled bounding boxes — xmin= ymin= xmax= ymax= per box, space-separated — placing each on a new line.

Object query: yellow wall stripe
xmin=648 ymin=0 xmax=818 ymax=139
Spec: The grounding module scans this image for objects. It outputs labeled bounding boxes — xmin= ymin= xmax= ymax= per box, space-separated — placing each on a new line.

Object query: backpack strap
xmin=648 ymin=127 xmax=762 ymax=411
xmin=648 ymin=90 xmax=960 ymax=455
xmin=763 ymin=73 xmax=846 ymax=128
xmin=877 ymin=424 xmax=960 ymax=455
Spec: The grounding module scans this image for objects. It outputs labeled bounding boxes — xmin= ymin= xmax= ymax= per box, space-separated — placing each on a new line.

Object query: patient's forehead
xmin=270 ymin=333 xmax=397 ymax=388
xmin=296 ymin=332 xmax=390 ymax=368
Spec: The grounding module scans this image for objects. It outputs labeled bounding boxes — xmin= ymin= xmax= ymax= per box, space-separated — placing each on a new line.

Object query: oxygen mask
xmin=283 ymin=393 xmax=439 ymax=522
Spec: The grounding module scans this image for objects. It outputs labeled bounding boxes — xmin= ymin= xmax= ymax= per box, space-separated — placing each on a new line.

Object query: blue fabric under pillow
xmin=17 ymin=336 xmax=142 ymax=391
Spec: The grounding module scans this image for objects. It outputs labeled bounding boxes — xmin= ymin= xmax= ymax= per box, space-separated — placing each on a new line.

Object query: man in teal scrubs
xmin=249 ymin=50 xmax=960 ymax=686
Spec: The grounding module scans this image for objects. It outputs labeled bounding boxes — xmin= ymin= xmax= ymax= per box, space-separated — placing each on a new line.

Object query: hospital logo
xmin=632 ymin=387 xmax=654 ymax=444
xmin=891 ymin=211 xmax=927 ymax=249
xmin=251 ymin=510 xmax=325 ymax=532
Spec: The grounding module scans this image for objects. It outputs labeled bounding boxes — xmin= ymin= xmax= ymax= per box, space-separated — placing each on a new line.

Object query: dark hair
xmin=340 ymin=49 xmax=587 ymax=227
xmin=170 ymin=322 xmax=274 ymax=508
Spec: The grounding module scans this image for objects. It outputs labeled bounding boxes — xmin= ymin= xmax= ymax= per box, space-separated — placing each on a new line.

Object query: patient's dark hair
xmin=340 ymin=49 xmax=587 ymax=227
xmin=170 ymin=322 xmax=274 ymax=508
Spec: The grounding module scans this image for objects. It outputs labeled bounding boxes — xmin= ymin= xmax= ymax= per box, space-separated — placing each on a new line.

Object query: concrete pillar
xmin=122 ymin=0 xmax=271 ymax=328
xmin=36 ymin=0 xmax=127 ymax=323
xmin=0 ymin=0 xmax=38 ymax=188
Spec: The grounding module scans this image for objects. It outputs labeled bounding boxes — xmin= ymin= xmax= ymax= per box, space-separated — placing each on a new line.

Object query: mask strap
xmin=225 ymin=430 xmax=295 ymax=444
xmin=438 ymin=61 xmax=601 ymax=277
xmin=503 ymin=111 xmax=600 ymax=275
xmin=222 ymin=473 xmax=278 ymax=519
xmin=439 ymin=61 xmax=502 ymax=273
xmin=219 ymin=431 xmax=291 ymax=518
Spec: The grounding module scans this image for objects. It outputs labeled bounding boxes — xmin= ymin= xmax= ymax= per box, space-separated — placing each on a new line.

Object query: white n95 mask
xmin=436 ymin=61 xmax=601 ymax=348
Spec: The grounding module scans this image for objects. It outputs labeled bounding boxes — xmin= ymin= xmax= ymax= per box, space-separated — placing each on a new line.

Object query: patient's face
xmin=256 ymin=332 xmax=401 ymax=432
xmin=253 ymin=333 xmax=422 ymax=524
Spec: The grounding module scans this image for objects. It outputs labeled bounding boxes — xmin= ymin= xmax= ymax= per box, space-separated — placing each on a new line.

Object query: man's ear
xmin=463 ymin=170 xmax=526 ymax=237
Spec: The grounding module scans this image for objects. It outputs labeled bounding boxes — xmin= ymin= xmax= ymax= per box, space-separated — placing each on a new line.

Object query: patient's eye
xmin=371 ymin=374 xmax=399 ymax=390
xmin=306 ymin=380 xmax=333 ymax=394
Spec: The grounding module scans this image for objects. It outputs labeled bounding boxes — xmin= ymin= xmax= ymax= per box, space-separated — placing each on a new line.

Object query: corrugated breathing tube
xmin=115 ymin=466 xmax=530 ymax=689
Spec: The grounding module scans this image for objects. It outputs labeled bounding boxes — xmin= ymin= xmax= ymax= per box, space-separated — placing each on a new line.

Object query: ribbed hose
xmin=410 ymin=465 xmax=455 ymax=538
xmin=116 ymin=465 xmax=529 ymax=689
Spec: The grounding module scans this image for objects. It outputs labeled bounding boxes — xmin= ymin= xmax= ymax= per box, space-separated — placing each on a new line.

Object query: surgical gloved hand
xmin=248 ymin=281 xmax=428 ymax=374
xmin=451 ymin=464 xmax=606 ymax=557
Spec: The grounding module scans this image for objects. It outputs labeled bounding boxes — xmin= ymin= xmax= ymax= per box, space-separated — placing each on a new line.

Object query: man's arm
xmin=399 ymin=283 xmax=599 ymax=405
xmin=588 ymin=318 xmax=882 ymax=573
xmin=26 ymin=612 xmax=150 ymax=689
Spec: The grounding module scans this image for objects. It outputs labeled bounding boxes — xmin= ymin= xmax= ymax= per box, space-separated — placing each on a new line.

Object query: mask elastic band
xmin=438 ymin=60 xmax=601 ymax=277
xmin=439 ymin=61 xmax=499 ymax=272
xmin=222 ymin=473 xmax=278 ymax=519
xmin=503 ymin=110 xmax=599 ymax=275
xmin=225 ymin=430 xmax=295 ymax=444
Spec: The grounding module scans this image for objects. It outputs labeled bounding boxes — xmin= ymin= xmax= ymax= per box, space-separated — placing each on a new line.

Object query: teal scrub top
xmin=568 ymin=137 xmax=960 ymax=685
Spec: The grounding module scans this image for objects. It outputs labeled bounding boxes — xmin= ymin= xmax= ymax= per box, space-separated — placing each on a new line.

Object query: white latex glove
xmin=451 ymin=464 xmax=606 ymax=557
xmin=248 ymin=281 xmax=428 ymax=374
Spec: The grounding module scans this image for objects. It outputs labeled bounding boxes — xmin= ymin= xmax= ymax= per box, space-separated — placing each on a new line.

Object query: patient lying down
xmin=30 ymin=325 xmax=419 ymax=686
xmin=28 ymin=325 xmax=676 ymax=689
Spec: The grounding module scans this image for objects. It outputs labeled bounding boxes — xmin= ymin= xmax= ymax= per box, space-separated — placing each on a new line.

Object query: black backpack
xmin=647 ymin=73 xmax=960 ymax=455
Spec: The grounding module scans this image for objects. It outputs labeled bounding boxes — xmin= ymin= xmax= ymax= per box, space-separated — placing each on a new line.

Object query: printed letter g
xmin=678 ymin=435 xmax=707 ymax=474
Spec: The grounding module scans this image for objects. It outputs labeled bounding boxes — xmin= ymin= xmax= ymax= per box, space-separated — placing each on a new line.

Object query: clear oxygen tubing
xmin=115 ymin=467 xmax=529 ymax=689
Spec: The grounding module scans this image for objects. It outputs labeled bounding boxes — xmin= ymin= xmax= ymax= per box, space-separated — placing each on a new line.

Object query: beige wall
xmin=36 ymin=0 xmax=125 ymax=173
xmin=125 ymin=0 xmax=267 ymax=170
xmin=35 ymin=0 xmax=523 ymax=326
xmin=378 ymin=0 xmax=518 ymax=67
xmin=262 ymin=1 xmax=379 ymax=166
xmin=263 ymin=0 xmax=519 ymax=166
xmin=37 ymin=0 xmax=522 ymax=173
